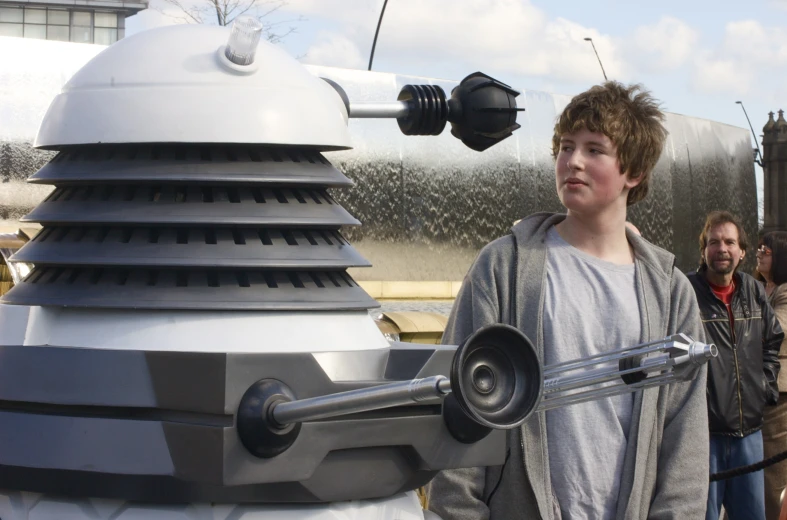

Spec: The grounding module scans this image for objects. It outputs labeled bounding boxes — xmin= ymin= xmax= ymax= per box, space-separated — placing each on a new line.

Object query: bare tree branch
xmin=159 ymin=0 xmax=304 ymax=41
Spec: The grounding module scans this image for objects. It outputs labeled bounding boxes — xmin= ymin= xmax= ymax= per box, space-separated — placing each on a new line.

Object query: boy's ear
xmin=624 ymin=172 xmax=644 ymax=189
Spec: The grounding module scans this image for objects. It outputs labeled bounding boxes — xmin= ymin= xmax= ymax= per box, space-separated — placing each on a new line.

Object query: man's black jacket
xmin=687 ymin=268 xmax=784 ymax=437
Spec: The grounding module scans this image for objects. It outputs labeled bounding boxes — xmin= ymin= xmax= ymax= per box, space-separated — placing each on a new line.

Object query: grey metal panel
xmin=30 ymin=146 xmax=352 ymax=187
xmin=12 ymin=227 xmax=371 ymax=269
xmin=0 ymin=344 xmax=505 ymax=503
xmin=0 ymin=345 xmax=227 ymax=413
xmin=0 ymin=411 xmax=180 ymax=475
xmin=1 ymin=267 xmax=379 ymax=310
xmin=22 ymin=186 xmax=359 ymax=227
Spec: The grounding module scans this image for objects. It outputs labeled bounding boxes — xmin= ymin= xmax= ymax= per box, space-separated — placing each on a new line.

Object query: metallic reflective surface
xmin=271 ymin=375 xmax=449 ymax=425
xmin=0 ymin=63 xmax=757 ymax=280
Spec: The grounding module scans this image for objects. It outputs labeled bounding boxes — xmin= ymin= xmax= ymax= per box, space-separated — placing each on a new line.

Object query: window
xmin=0 ymin=7 xmax=23 ymax=22
xmin=94 ymin=12 xmax=117 ymax=28
xmin=94 ymin=27 xmax=116 ymax=45
xmin=94 ymin=11 xmax=117 ymax=44
xmin=23 ymin=8 xmax=45 ymax=24
xmin=72 ymin=11 xmax=90 ymax=26
xmin=71 ymin=10 xmax=91 ymax=43
xmin=46 ymin=9 xmax=68 ymax=40
xmin=0 ymin=6 xmax=125 ymax=44
xmin=47 ymin=9 xmax=68 ymax=25
xmin=46 ymin=24 xmax=68 ymax=41
xmin=0 ymin=22 xmax=22 ymax=36
xmin=23 ymin=23 xmax=45 ymax=38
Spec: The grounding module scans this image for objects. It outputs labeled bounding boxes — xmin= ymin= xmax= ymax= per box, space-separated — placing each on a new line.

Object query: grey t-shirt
xmin=543 ymin=226 xmax=641 ymax=520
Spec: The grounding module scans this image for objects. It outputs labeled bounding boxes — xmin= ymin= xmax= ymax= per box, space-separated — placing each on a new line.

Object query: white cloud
xmin=691 ymin=53 xmax=752 ymax=95
xmin=629 ymin=17 xmax=699 ymax=72
xmin=722 ymin=20 xmax=787 ymax=65
xmin=284 ymin=0 xmax=378 ymax=26
xmin=289 ymin=0 xmax=626 ymax=84
xmin=301 ymin=31 xmax=366 ymax=69
xmin=687 ymin=19 xmax=787 ymax=97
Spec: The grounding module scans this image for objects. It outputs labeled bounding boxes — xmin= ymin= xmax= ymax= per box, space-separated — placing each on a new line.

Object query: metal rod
xmin=348 ymin=101 xmax=410 ymax=119
xmin=539 ymin=373 xmax=678 ymax=411
xmin=584 ymin=37 xmax=608 ymax=81
xmin=543 ymin=353 xmax=674 ymax=395
xmin=368 ymin=0 xmax=390 ymax=71
xmin=543 ymin=339 xmax=672 ymax=376
xmin=544 ymin=364 xmax=624 ymax=394
xmin=271 ymin=375 xmax=449 ymax=426
xmin=735 ymin=101 xmax=764 ymax=167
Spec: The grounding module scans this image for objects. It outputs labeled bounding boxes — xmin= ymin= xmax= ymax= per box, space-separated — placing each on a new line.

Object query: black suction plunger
xmin=444 ymin=323 xmax=542 ymax=442
xmin=237 ymin=379 xmax=302 ymax=458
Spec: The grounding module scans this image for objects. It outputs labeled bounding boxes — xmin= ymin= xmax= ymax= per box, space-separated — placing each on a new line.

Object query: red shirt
xmin=709 ymin=279 xmax=736 ymax=334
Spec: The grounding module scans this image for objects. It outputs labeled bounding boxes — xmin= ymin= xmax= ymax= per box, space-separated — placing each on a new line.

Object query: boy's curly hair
xmin=551 ymin=81 xmax=667 ymax=206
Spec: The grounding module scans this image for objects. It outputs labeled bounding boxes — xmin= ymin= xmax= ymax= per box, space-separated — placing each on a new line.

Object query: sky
xmin=126 ymin=0 xmax=787 ymax=206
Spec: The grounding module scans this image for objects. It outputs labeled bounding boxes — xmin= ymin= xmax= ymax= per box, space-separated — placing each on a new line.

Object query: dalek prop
xmin=0 ymin=18 xmax=715 ymax=520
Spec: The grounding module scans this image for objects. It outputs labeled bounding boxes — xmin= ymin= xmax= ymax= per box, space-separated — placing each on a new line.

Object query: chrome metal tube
xmin=271 ymin=375 xmax=449 ymax=425
xmin=539 ymin=373 xmax=678 ymax=411
xmin=543 ymin=340 xmax=670 ymax=376
xmin=348 ymin=101 xmax=410 ymax=119
xmin=541 ymin=337 xmax=715 ymax=408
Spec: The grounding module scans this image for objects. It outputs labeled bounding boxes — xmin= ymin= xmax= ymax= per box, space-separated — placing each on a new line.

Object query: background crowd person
xmin=756 ymin=231 xmax=787 ymax=519
xmin=687 ymin=211 xmax=784 ymax=520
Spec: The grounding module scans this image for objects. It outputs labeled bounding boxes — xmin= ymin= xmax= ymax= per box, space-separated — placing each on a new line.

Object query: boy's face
xmin=555 ymin=128 xmax=640 ymax=215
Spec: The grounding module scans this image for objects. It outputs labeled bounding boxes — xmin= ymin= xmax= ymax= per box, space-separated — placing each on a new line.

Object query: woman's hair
xmin=755 ymin=230 xmax=787 ymax=286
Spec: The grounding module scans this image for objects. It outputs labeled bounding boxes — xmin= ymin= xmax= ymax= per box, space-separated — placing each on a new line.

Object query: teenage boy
xmin=428 ymin=82 xmax=708 ymax=519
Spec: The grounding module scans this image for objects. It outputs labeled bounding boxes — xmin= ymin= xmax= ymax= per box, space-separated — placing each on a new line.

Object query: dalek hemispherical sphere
xmin=34 ymin=24 xmax=351 ymax=150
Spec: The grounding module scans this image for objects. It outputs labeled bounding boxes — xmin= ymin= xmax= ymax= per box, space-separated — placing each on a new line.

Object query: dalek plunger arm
xmin=236 ymin=325 xmax=716 ymax=457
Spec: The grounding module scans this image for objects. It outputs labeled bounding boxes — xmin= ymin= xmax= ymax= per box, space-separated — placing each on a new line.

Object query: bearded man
xmin=687 ymin=210 xmax=784 ymax=520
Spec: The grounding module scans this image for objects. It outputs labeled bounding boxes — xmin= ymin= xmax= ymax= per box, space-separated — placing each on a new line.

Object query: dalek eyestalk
xmin=339 ymin=72 xmax=525 ymax=151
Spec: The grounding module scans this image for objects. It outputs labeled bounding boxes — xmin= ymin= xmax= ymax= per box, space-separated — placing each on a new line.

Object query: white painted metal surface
xmin=33 ymin=25 xmax=351 ymax=149
xmin=0 ymin=305 xmax=388 ymax=353
xmin=0 ymin=490 xmax=427 ymax=519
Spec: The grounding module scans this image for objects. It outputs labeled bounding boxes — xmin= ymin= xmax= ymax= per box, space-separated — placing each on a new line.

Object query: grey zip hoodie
xmin=428 ymin=213 xmax=709 ymax=520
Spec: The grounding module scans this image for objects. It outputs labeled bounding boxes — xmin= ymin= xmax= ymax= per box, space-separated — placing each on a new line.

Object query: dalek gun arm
xmin=237 ymin=326 xmax=717 ymax=456
xmin=539 ymin=333 xmax=717 ymax=411
xmin=323 ymin=72 xmax=525 ymax=152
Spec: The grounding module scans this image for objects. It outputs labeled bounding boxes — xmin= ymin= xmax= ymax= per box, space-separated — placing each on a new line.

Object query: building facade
xmin=0 ymin=0 xmax=146 ymax=45
xmin=761 ymin=110 xmax=787 ymax=233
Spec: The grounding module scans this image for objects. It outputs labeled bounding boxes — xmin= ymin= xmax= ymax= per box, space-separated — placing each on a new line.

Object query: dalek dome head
xmin=34 ymin=21 xmax=351 ymax=150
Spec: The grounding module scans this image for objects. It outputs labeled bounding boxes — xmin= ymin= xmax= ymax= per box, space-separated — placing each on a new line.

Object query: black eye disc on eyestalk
xmin=395 ymin=72 xmax=525 ymax=151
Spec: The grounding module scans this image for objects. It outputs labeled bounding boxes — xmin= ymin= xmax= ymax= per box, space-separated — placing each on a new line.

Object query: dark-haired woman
xmin=758 ymin=231 xmax=787 ymax=519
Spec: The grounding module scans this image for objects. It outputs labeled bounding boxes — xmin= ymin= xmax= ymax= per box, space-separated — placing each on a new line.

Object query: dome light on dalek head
xmin=0 ymin=16 xmax=715 ymax=520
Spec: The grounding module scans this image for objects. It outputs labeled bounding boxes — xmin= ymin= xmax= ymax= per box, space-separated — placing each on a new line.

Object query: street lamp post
xmin=368 ymin=0 xmax=390 ymax=71
xmin=584 ymin=37 xmax=608 ymax=81
xmin=735 ymin=101 xmax=764 ymax=167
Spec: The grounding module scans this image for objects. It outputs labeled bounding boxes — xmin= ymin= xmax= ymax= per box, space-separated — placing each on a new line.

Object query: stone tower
xmin=761 ymin=110 xmax=787 ymax=232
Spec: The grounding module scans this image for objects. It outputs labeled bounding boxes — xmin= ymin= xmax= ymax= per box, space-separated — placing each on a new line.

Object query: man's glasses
xmin=756 ymin=246 xmax=773 ymax=257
